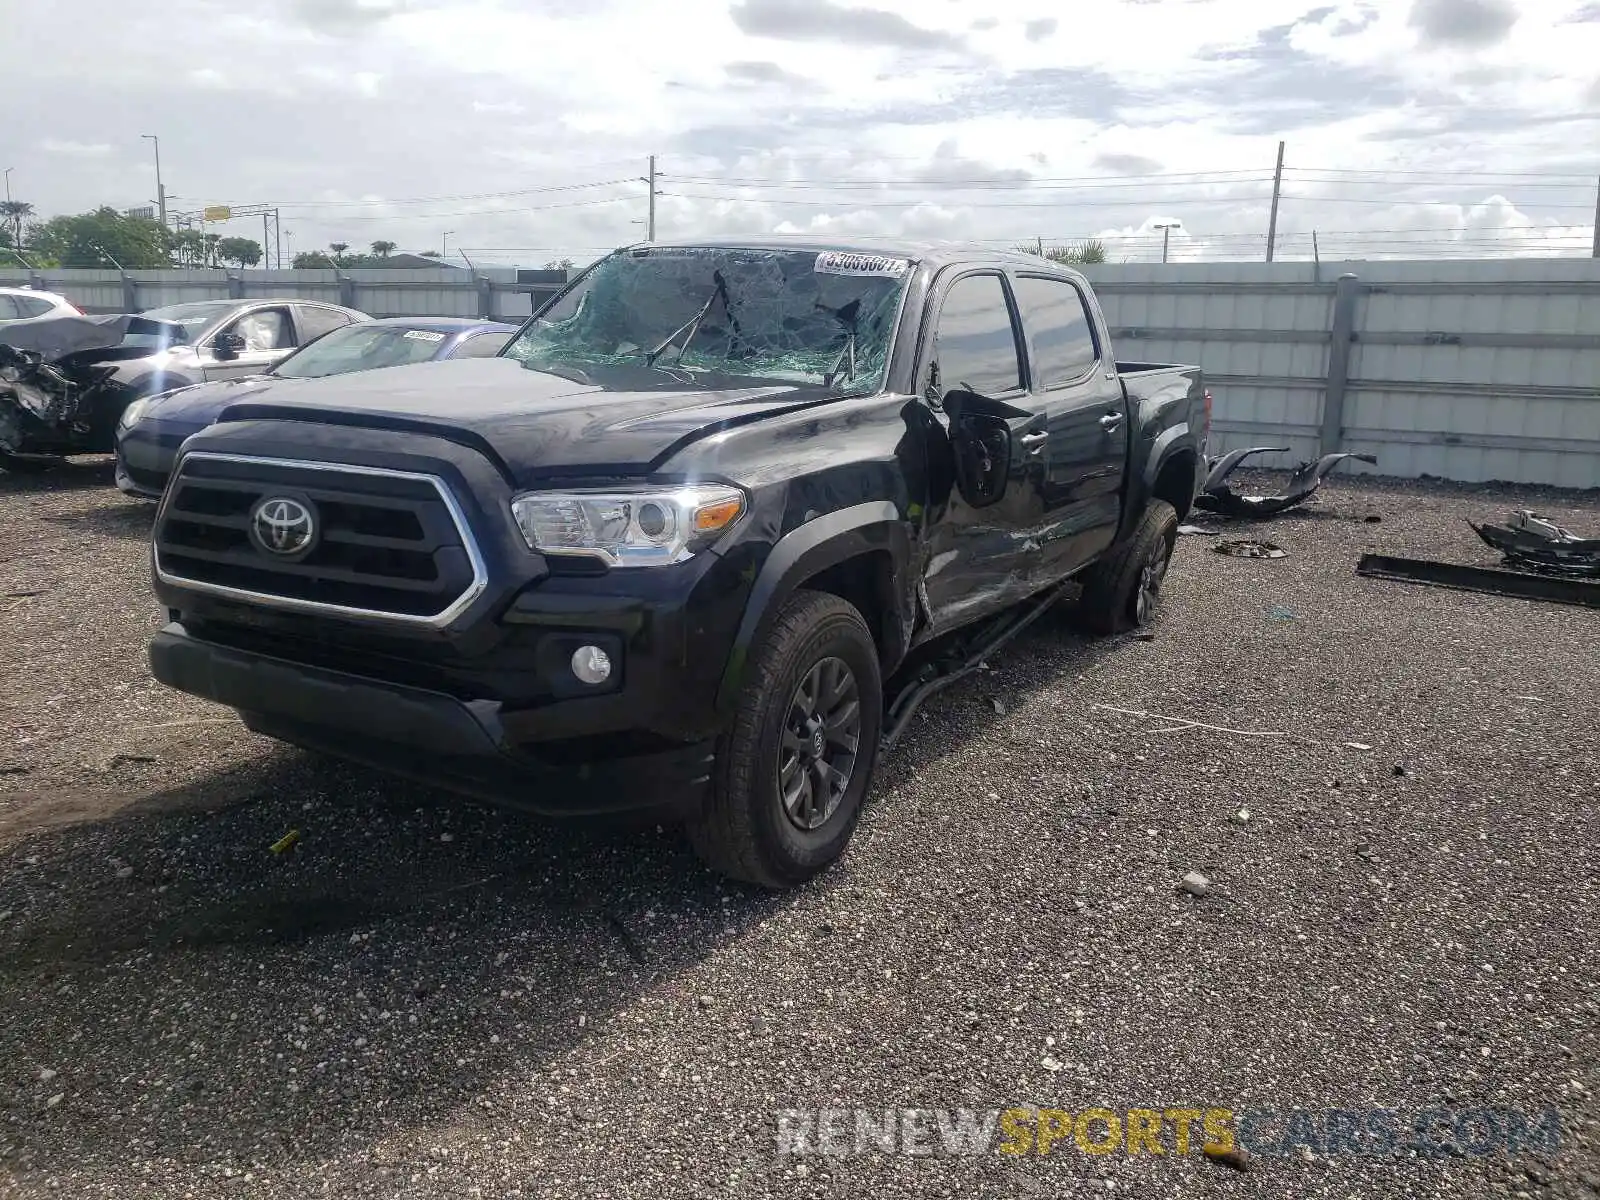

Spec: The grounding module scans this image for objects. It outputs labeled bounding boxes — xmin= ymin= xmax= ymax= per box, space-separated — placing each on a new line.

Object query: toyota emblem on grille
xmin=250 ymin=496 xmax=317 ymax=557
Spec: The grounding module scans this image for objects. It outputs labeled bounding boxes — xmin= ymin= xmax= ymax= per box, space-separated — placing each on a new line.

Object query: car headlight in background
xmin=511 ymin=484 xmax=745 ymax=567
xmin=117 ymin=397 xmax=150 ymax=430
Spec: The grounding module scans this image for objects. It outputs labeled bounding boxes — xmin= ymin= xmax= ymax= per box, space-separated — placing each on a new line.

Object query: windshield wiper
xmin=818 ymin=298 xmax=861 ymax=389
xmin=645 ymin=271 xmax=732 ymax=368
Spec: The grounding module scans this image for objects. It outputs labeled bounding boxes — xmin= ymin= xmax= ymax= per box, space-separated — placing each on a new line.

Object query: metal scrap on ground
xmin=1214 ymin=539 xmax=1288 ymax=559
xmin=1195 ymin=447 xmax=1379 ymax=518
xmin=1356 ymin=553 xmax=1600 ymax=610
xmin=1470 ymin=510 xmax=1600 ymax=578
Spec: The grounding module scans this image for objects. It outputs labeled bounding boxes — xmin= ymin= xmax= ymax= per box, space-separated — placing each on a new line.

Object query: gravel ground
xmin=1 ymin=458 xmax=1597 ymax=1199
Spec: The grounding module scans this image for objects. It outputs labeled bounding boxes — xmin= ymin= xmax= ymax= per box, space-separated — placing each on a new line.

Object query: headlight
xmin=510 ymin=484 xmax=745 ymax=567
xmin=117 ymin=398 xmax=150 ymax=430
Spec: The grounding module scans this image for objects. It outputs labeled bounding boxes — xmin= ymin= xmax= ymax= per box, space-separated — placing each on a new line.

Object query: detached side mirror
xmin=211 ymin=332 xmax=246 ymax=361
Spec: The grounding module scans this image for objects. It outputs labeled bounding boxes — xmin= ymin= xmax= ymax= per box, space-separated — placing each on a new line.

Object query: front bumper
xmin=148 ymin=622 xmax=717 ymax=816
xmin=115 ymin=418 xmax=204 ymax=498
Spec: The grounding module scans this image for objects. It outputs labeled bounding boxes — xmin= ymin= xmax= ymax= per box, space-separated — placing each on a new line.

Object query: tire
xmin=688 ymin=589 xmax=883 ymax=889
xmin=1076 ymin=499 xmax=1180 ymax=635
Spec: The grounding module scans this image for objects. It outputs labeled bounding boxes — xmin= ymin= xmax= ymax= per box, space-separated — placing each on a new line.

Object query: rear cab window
xmin=1010 ymin=274 xmax=1101 ymax=389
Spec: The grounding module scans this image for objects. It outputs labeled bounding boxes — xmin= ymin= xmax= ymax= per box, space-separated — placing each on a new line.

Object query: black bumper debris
xmin=1470 ymin=511 xmax=1600 ymax=578
xmin=1195 ymin=447 xmax=1378 ymax=518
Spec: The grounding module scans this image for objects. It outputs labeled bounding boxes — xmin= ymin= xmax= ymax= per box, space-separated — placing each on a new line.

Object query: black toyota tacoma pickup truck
xmin=146 ymin=240 xmax=1209 ymax=888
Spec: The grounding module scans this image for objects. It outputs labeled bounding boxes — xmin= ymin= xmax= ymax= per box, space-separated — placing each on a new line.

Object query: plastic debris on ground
xmin=1470 ymin=510 xmax=1600 ymax=578
xmin=1194 ymin=447 xmax=1377 ymax=519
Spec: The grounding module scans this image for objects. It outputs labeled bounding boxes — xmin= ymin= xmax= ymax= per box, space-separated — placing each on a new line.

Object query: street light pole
xmin=3 ymin=168 xmax=12 ymax=204
xmin=141 ymin=134 xmax=167 ymax=229
xmin=442 ymin=230 xmax=454 ymax=258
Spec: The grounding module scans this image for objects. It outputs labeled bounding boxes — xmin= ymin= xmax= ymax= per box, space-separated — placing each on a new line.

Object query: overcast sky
xmin=3 ymin=0 xmax=1597 ymax=266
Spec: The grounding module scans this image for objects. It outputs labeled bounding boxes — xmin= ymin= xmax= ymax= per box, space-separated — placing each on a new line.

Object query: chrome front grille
xmin=153 ymin=452 xmax=487 ymax=626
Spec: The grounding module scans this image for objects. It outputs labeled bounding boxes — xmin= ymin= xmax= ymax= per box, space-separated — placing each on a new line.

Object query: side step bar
xmin=881 ymin=579 xmax=1076 ymax=752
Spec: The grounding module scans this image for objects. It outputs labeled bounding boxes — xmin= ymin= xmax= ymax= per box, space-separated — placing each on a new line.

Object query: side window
xmin=0 ymin=296 xmax=18 ymax=320
xmin=227 ymin=307 xmax=294 ymax=351
xmin=932 ymin=273 xmax=1023 ymax=398
xmin=16 ymin=296 xmax=55 ymax=318
xmin=453 ymin=332 xmax=513 ymax=358
xmin=297 ymin=305 xmax=355 ymax=342
xmin=1012 ymin=275 xmax=1099 ymax=387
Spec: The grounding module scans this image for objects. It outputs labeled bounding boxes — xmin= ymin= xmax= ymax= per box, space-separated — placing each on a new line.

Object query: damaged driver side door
xmin=918 ymin=269 xmax=1060 ymax=633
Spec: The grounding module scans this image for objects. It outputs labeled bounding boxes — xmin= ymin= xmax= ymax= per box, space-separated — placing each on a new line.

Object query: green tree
xmin=543 ymin=257 xmax=575 ymax=270
xmin=418 ymin=249 xmax=441 ymax=258
xmin=217 ymin=236 xmax=263 ymax=268
xmin=0 ymin=200 xmax=33 ymax=251
xmin=328 ymin=241 xmax=350 ymax=265
xmin=370 ymin=240 xmax=397 ymax=257
xmin=1016 ymin=239 xmax=1107 ymax=265
xmin=30 ymin=206 xmax=170 ymax=269
xmin=170 ymin=228 xmax=205 ymax=267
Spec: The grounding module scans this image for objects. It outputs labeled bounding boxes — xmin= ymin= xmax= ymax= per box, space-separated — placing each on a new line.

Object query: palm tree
xmin=329 ymin=241 xmax=350 ymax=266
xmin=0 ymin=200 xmax=34 ymax=251
xmin=371 ymin=240 xmax=397 ymax=258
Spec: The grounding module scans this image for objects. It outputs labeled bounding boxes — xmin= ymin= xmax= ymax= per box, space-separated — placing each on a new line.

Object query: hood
xmin=213 ymin=356 xmax=847 ymax=478
xmin=144 ymin=373 xmax=290 ymax=423
xmin=0 ymin=314 xmax=187 ymax=363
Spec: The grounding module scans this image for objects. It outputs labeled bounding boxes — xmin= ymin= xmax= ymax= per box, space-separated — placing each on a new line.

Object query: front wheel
xmin=1075 ymin=499 xmax=1180 ymax=635
xmin=688 ymin=589 xmax=883 ymax=889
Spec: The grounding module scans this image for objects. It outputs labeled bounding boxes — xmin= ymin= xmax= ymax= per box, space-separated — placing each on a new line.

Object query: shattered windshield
xmin=504 ymin=246 xmax=911 ymax=393
xmin=274 ymin=324 xmax=448 ymax=379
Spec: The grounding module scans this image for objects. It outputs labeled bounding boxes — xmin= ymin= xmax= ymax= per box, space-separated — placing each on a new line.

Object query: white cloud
xmin=0 ymin=0 xmax=1594 ymax=264
xmin=39 ymin=139 xmax=112 ymax=157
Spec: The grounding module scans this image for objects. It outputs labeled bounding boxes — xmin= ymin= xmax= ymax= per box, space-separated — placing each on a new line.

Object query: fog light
xmin=571 ymin=644 xmax=612 ymax=685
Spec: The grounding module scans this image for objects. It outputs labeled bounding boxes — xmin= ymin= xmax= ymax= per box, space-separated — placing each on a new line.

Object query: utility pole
xmin=275 ymin=209 xmax=282 ymax=270
xmin=647 ymin=155 xmax=657 ymax=242
xmin=1592 ymin=175 xmax=1599 ymax=258
xmin=1035 ymin=235 xmax=1044 ymax=257
xmin=1152 ymin=220 xmax=1181 ymax=264
xmin=3 ymin=167 xmax=11 ymax=203
xmin=142 ymin=134 xmax=167 ymax=230
xmin=443 ymin=230 xmax=454 ymax=258
xmin=1265 ymin=140 xmax=1285 ymax=263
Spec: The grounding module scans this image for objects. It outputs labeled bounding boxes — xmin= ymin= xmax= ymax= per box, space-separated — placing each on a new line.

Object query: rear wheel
xmin=688 ymin=590 xmax=882 ymax=889
xmin=1076 ymin=499 xmax=1179 ymax=635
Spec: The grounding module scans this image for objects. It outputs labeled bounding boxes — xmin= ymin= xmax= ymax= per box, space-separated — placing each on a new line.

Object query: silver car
xmin=126 ymin=298 xmax=370 ymax=389
xmin=0 ymin=298 xmax=367 ymax=465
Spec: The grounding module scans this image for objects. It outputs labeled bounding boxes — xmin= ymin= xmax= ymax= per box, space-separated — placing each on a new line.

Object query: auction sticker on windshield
xmin=402 ymin=330 xmax=447 ymax=342
xmin=814 ymin=251 xmax=911 ymax=278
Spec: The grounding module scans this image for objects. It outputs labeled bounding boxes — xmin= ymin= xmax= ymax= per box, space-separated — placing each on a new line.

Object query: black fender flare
xmin=1118 ymin=422 xmax=1198 ymax=541
xmin=715 ymin=501 xmax=912 ymax=713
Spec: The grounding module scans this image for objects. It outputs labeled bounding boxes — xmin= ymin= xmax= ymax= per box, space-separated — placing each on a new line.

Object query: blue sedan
xmin=114 ymin=316 xmax=520 ymax=498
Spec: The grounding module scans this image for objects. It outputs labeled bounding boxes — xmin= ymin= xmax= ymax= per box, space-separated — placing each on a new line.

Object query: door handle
xmin=1019 ymin=430 xmax=1049 ymax=457
xmin=1100 ymin=412 xmax=1125 ymax=432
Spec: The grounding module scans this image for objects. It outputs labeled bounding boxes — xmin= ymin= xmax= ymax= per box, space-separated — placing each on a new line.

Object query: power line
xmin=268 ymin=178 xmax=643 ymax=209
xmin=307 ymin=195 xmax=641 ymax=224
xmin=1278 ymin=194 xmax=1594 ymax=210
xmin=659 ymin=190 xmax=1272 ymax=210
xmin=1284 ymin=165 xmax=1599 ymax=181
